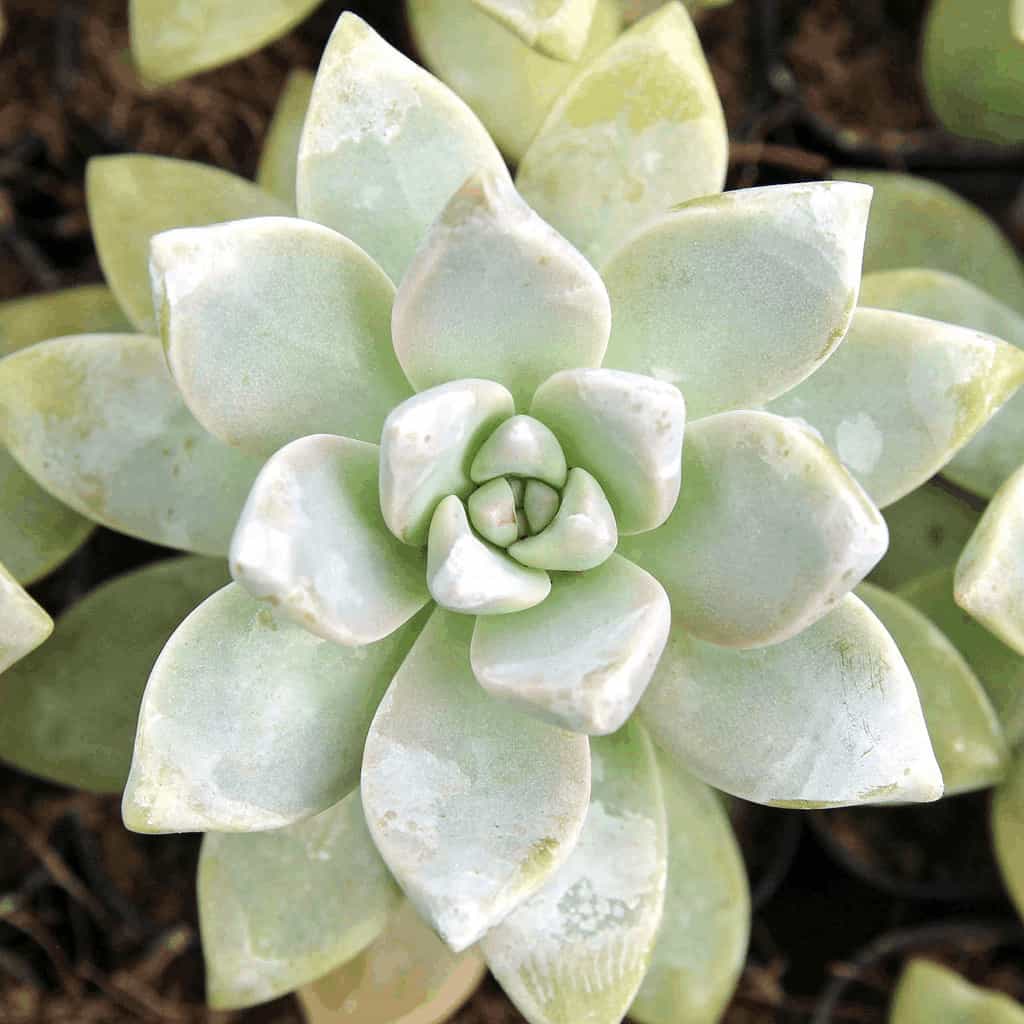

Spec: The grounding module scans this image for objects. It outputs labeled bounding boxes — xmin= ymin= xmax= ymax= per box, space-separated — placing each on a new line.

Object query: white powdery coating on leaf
xmin=835 ymin=413 xmax=884 ymax=475
xmin=472 ymin=0 xmax=598 ymax=60
xmin=0 ymin=563 xmax=52 ymax=675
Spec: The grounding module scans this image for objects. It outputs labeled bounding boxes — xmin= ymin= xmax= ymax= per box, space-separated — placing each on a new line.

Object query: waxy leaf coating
xmin=470 ymin=414 xmax=568 ymax=489
xmin=0 ymin=562 xmax=52 ymax=676
xmin=472 ymin=0 xmax=599 ymax=61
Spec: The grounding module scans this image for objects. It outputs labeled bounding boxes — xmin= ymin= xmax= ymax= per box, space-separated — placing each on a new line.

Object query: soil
xmin=3 ymin=1 xmax=1024 ymax=1022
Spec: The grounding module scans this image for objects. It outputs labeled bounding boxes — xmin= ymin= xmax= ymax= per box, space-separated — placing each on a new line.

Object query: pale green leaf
xmin=0 ymin=333 xmax=264 ymax=555
xmin=630 ymin=752 xmax=749 ymax=1024
xmin=858 ymin=583 xmax=1008 ymax=795
xmin=361 ymin=609 xmax=591 ymax=952
xmin=836 ymin=169 xmax=1024 ymax=315
xmin=1015 ymin=0 xmax=1024 ymax=41
xmin=620 ymin=411 xmax=888 ymax=649
xmin=380 ymin=380 xmax=514 ymax=547
xmin=769 ymin=307 xmax=1024 ymax=508
xmin=393 ymin=173 xmax=610 ymax=409
xmin=531 ymin=368 xmax=683 ymax=533
xmin=994 ymin=749 xmax=1024 ymax=921
xmin=524 ymin=480 xmax=559 ymax=533
xmin=892 ymin=960 xmax=1024 ymax=1024
xmin=516 ymin=1 xmax=727 ymax=265
xmin=87 ymin=155 xmax=288 ymax=332
xmin=899 ymin=568 xmax=1024 ymax=746
xmin=470 ymin=415 xmax=568 ymax=489
xmin=129 ymin=0 xmax=321 ymax=85
xmin=472 ymin=0 xmax=598 ymax=61
xmin=0 ymin=285 xmax=130 ymax=357
xmin=152 ymin=216 xmax=409 ymax=455
xmin=0 ymin=562 xmax=52 ymax=675
xmin=482 ymin=721 xmax=667 ymax=1024
xmin=230 ymin=434 xmax=429 ymax=646
xmin=199 ymin=792 xmax=401 ymax=1010
xmin=298 ymin=901 xmax=486 ymax=1024
xmin=0 ymin=556 xmax=227 ymax=792
xmin=639 ymin=594 xmax=943 ymax=807
xmin=123 ymin=584 xmax=426 ymax=834
xmin=471 ymin=554 xmax=670 ymax=733
xmin=468 ymin=478 xmax=520 ymax=547
xmin=256 ymin=69 xmax=315 ymax=206
xmin=956 ymin=465 xmax=1024 ymax=655
xmin=297 ymin=12 xmax=508 ymax=283
xmin=602 ymin=182 xmax=869 ymax=419
xmin=407 ymin=0 xmax=621 ymax=162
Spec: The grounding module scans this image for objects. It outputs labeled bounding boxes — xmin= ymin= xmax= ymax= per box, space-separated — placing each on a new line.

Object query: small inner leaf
xmin=470 ymin=414 xmax=569 ymax=489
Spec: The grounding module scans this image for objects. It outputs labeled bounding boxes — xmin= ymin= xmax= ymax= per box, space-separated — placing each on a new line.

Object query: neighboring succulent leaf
xmin=87 ymin=156 xmax=288 ymax=332
xmin=0 ymin=562 xmax=52 ymax=675
xmin=0 ymin=285 xmax=130 ymax=356
xmin=0 ymin=333 xmax=264 ymax=555
xmin=152 ymin=217 xmax=409 ymax=455
xmin=407 ymin=0 xmax=621 ymax=162
xmin=392 ymin=173 xmax=610 ymax=409
xmin=994 ymin=749 xmax=1024 ymax=920
xmin=516 ymin=2 xmax=727 ymax=265
xmin=858 ymin=583 xmax=1008 ymax=795
xmin=256 ymin=69 xmax=315 ymax=206
xmin=123 ymin=585 xmax=426 ymax=834
xmin=891 ymin=960 xmax=1024 ymax=1024
xmin=0 ymin=557 xmax=227 ymax=792
xmin=129 ymin=0 xmax=322 ymax=85
xmin=899 ymin=568 xmax=1024 ymax=746
xmin=836 ymin=169 xmax=1024 ymax=315
xmin=956 ymin=465 xmax=1024 ymax=655
xmin=769 ymin=308 xmax=1024 ymax=508
xmin=630 ymin=752 xmax=749 ymax=1024
xmin=472 ymin=0 xmax=598 ymax=61
xmin=361 ymin=609 xmax=591 ymax=952
xmin=620 ymin=411 xmax=887 ymax=649
xmin=923 ymin=0 xmax=1024 ymax=146
xmin=639 ymin=594 xmax=944 ymax=807
xmin=860 ymin=268 xmax=1024 ymax=499
xmin=870 ymin=482 xmax=981 ymax=592
xmin=199 ymin=791 xmax=401 ymax=1010
xmin=602 ymin=183 xmax=869 ymax=419
xmin=482 ymin=721 xmax=667 ymax=1024
xmin=531 ymin=369 xmax=685 ymax=534
xmin=297 ymin=13 xmax=508 ymax=283
xmin=471 ymin=554 xmax=670 ymax=734
xmin=299 ymin=901 xmax=486 ymax=1024
xmin=230 ymin=435 xmax=429 ymax=646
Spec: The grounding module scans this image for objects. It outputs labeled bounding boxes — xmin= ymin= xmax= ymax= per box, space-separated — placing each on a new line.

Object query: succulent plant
xmin=0 ymin=562 xmax=51 ymax=675
xmin=4 ymin=6 xmax=1024 ymax=1023
xmin=891 ymin=960 xmax=1024 ymax=1023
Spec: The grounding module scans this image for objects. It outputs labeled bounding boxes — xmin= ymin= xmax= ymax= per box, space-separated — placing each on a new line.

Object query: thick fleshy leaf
xmin=508 ymin=467 xmax=617 ymax=571
xmin=858 ymin=583 xmax=1008 ymax=795
xmin=393 ymin=173 xmax=610 ymax=408
xmin=923 ymin=0 xmax=1024 ymax=146
xmin=473 ymin=0 xmax=598 ymax=60
xmin=256 ymin=69 xmax=315 ymax=206
xmin=836 ymin=169 xmax=1024 ymax=315
xmin=956 ymin=466 xmax=1024 ymax=655
xmin=87 ymin=155 xmax=288 ymax=332
xmin=860 ymin=269 xmax=1024 ymax=499
xmin=199 ymin=791 xmax=400 ymax=1010
xmin=639 ymin=594 xmax=944 ymax=807
xmin=124 ymin=585 xmax=426 ymax=834
xmin=524 ymin=480 xmax=559 ymax=533
xmin=994 ymin=750 xmax=1024 ymax=920
xmin=129 ymin=0 xmax=321 ymax=84
xmin=482 ymin=721 xmax=667 ymax=1024
xmin=380 ymin=380 xmax=514 ymax=547
xmin=471 ymin=554 xmax=670 ymax=733
xmin=152 ymin=216 xmax=409 ymax=455
xmin=230 ymin=435 xmax=429 ymax=647
xmin=0 ymin=563 xmax=52 ymax=675
xmin=299 ymin=900 xmax=486 ymax=1024
xmin=601 ymin=183 xmax=869 ymax=419
xmin=769 ymin=308 xmax=1024 ymax=508
xmin=426 ymin=496 xmax=551 ymax=614
xmin=892 ymin=960 xmax=1024 ymax=1024
xmin=361 ymin=609 xmax=591 ymax=952
xmin=470 ymin=415 xmax=568 ymax=489
xmin=630 ymin=752 xmax=749 ymax=1024
xmin=899 ymin=569 xmax=1024 ymax=747
xmin=407 ymin=0 xmax=621 ymax=162
xmin=297 ymin=13 xmax=508 ymax=283
xmin=0 ymin=285 xmax=130 ymax=356
xmin=531 ymin=369 xmax=685 ymax=534
xmin=620 ymin=411 xmax=888 ymax=649
xmin=0 ymin=557 xmax=227 ymax=792
xmin=516 ymin=2 xmax=727 ymax=266
xmin=0 ymin=334 xmax=264 ymax=555
xmin=468 ymin=478 xmax=520 ymax=547
xmin=870 ymin=482 xmax=981 ymax=591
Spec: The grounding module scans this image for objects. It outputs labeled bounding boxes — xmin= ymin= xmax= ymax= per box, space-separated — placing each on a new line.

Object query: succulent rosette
xmin=3 ymin=7 xmax=1024 ymax=1023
